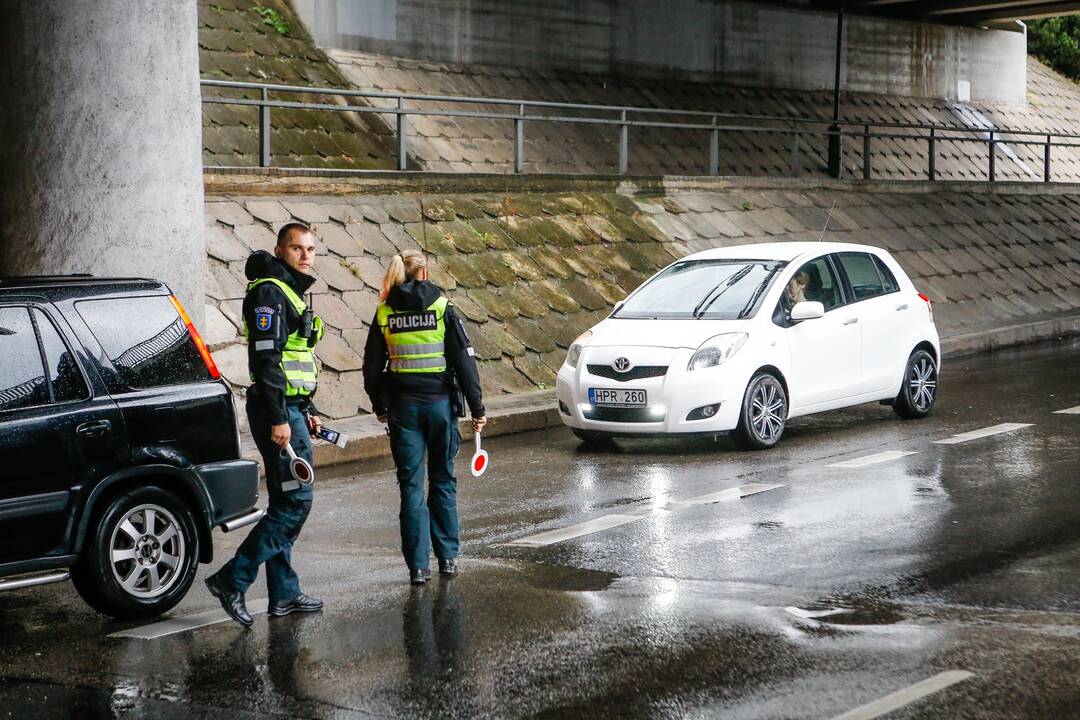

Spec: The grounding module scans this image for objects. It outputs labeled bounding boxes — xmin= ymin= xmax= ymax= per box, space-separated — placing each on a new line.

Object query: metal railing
xmin=201 ymin=78 xmax=1080 ymax=182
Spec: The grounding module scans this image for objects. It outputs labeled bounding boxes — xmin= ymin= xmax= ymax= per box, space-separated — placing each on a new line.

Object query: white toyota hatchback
xmin=557 ymin=242 xmax=940 ymax=449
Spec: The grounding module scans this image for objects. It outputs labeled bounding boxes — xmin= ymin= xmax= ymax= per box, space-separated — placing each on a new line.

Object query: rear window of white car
xmin=614 ymin=260 xmax=784 ymax=320
xmin=837 ymin=252 xmax=897 ymax=301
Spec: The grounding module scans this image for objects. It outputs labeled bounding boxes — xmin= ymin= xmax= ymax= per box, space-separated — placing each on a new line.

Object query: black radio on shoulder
xmin=299 ymin=308 xmax=314 ymax=339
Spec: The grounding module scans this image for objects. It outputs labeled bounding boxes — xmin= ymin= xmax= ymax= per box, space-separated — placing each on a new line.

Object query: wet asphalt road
xmin=1 ymin=340 xmax=1078 ymax=719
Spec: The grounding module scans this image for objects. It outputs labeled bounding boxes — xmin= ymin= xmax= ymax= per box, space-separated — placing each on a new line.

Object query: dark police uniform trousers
xmin=389 ymin=395 xmax=461 ymax=571
xmin=217 ymin=396 xmax=313 ymax=604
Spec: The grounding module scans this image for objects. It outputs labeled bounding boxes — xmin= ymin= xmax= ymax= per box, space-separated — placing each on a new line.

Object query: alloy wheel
xmin=751 ymin=380 xmax=786 ymax=442
xmin=908 ymin=355 xmax=937 ymax=412
xmin=108 ymin=504 xmax=186 ymax=599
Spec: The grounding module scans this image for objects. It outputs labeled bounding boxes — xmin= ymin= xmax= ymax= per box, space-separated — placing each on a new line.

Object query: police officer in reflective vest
xmin=206 ymin=222 xmax=326 ymax=625
xmin=363 ymin=249 xmax=486 ymax=585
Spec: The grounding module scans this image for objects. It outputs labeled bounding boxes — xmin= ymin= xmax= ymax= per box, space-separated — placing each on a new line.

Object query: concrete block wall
xmin=198 ymin=0 xmax=399 ymax=170
xmin=203 ymin=179 xmax=1080 ymax=423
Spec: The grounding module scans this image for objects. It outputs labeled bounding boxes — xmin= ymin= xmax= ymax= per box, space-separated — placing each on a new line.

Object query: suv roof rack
xmin=0 ymin=274 xmax=94 ymax=280
xmin=0 ymin=275 xmax=158 ymax=287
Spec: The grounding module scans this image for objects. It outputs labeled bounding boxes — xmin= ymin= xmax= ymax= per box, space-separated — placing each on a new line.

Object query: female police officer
xmin=362 ymin=249 xmax=485 ymax=585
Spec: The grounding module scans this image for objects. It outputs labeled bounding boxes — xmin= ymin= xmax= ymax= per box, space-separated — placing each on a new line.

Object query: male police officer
xmin=205 ymin=222 xmax=325 ymax=626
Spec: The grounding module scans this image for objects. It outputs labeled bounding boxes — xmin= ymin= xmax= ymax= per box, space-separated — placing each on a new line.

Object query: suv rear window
xmin=34 ymin=309 xmax=90 ymax=403
xmin=76 ymin=296 xmax=212 ymax=389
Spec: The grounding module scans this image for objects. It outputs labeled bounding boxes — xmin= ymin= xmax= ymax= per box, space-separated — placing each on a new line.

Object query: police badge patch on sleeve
xmin=254 ymin=306 xmax=274 ymax=332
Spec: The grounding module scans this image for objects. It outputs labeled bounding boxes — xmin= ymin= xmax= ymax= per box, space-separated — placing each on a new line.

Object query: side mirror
xmin=790 ymin=301 xmax=825 ymax=322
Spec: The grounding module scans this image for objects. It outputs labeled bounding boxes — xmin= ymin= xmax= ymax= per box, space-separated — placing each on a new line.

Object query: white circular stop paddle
xmin=470 ymin=432 xmax=490 ymax=477
xmin=283 ymin=443 xmax=315 ymax=486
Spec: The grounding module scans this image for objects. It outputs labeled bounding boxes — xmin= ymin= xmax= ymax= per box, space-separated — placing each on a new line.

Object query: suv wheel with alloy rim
xmin=72 ymin=486 xmax=199 ymax=619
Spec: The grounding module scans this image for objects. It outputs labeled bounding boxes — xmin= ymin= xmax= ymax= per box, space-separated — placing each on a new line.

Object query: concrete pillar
xmin=0 ymin=1 xmax=205 ymax=326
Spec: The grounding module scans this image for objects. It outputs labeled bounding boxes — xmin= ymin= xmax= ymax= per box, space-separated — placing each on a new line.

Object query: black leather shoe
xmin=268 ymin=592 xmax=324 ymax=617
xmin=205 ymin=573 xmax=253 ymax=627
xmin=438 ymin=558 xmax=457 ymax=576
xmin=410 ymin=568 xmax=430 ymax=585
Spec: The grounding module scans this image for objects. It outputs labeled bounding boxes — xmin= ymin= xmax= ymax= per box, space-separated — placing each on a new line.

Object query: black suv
xmin=0 ymin=276 xmax=260 ymax=619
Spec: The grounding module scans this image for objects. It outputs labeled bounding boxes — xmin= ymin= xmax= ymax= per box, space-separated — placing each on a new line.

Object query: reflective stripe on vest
xmin=376 ymin=296 xmax=448 ymax=374
xmin=244 ymin=277 xmax=322 ymax=397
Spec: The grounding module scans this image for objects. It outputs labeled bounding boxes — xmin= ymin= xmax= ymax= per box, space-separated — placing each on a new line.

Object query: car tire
xmin=734 ymin=372 xmax=787 ymax=450
xmin=72 ymin=486 xmax=200 ymax=620
xmin=893 ymin=349 xmax=938 ymax=419
xmin=572 ymin=429 xmax=615 ymax=447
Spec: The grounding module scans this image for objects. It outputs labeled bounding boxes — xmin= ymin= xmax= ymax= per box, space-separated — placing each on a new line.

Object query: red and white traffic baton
xmin=283 ymin=443 xmax=315 ymax=486
xmin=470 ymin=432 xmax=490 ymax=477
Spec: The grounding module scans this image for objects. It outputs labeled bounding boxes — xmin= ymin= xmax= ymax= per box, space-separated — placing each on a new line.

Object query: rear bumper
xmin=191 ymin=459 xmax=260 ymax=528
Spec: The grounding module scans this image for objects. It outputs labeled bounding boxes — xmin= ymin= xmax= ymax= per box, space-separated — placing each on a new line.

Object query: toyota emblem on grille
xmin=612 ymin=357 xmax=631 ymax=373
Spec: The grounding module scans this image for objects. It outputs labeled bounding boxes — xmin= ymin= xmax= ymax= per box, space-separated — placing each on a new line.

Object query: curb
xmin=243 ymin=311 xmax=1080 ymax=471
xmin=940 ymin=312 xmax=1080 ymax=358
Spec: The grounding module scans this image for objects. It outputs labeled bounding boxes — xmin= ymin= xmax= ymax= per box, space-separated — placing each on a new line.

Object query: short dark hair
xmin=277 ymin=222 xmax=313 ymax=247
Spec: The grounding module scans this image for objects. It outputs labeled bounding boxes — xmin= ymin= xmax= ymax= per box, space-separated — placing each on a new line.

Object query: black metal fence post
xmin=862 ymin=124 xmax=871 ymax=180
xmin=1044 ymin=134 xmax=1052 ymax=183
xmin=397 ymin=97 xmax=408 ymax=171
xmin=709 ymin=116 xmax=719 ymax=176
xmin=514 ymin=103 xmax=525 ymax=174
xmin=988 ymin=130 xmax=996 ymax=183
xmin=791 ymin=121 xmax=801 ymax=177
xmin=259 ymin=86 xmax=271 ymax=168
xmin=928 ymin=127 xmax=936 ymax=181
xmin=618 ymin=110 xmax=629 ymax=175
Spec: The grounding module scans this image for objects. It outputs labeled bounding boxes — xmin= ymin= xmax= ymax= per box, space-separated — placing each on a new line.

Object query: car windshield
xmin=614 ymin=259 xmax=785 ymax=320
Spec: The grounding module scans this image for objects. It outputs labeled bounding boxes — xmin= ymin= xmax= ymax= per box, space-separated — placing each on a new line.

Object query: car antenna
xmin=818 ymin=199 xmax=837 ymax=242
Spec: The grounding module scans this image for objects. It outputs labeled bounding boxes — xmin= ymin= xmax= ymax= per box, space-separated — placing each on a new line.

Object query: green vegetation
xmin=253 ymin=6 xmax=291 ymax=36
xmin=1028 ymin=17 xmax=1080 ymax=81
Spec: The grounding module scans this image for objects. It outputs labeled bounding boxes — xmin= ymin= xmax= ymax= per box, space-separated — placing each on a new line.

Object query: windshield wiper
xmin=737 ymin=265 xmax=782 ymax=319
xmin=693 ymin=265 xmax=753 ymax=318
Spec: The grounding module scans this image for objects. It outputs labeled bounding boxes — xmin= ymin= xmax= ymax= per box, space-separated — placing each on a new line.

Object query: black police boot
xmin=438 ymin=558 xmax=457 ymax=576
xmin=205 ymin=573 xmax=253 ymax=627
xmin=268 ymin=592 xmax=324 ymax=617
xmin=410 ymin=568 xmax=430 ymax=585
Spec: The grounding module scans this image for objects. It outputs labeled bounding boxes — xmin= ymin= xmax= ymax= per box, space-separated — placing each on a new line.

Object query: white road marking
xmin=668 ymin=483 xmax=785 ymax=509
xmin=829 ymin=670 xmax=974 ymax=720
xmin=1053 ymin=405 xmax=1080 ymax=415
xmin=508 ymin=483 xmax=784 ymax=547
xmin=506 ymin=514 xmax=645 ymax=547
xmin=784 ymin=606 xmax=847 ymax=619
xmin=826 ymin=450 xmax=918 ymax=469
xmin=108 ymin=598 xmax=270 ymax=639
xmin=933 ymin=423 xmax=1033 ymax=445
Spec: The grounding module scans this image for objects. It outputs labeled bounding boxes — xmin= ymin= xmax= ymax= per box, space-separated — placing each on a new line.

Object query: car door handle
xmin=896 ymin=303 xmax=909 ymax=311
xmin=842 ymin=317 xmax=859 ymax=325
xmin=76 ymin=420 xmax=112 ymax=438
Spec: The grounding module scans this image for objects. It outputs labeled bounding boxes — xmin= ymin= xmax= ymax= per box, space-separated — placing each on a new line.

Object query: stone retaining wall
xmin=204 ymin=178 xmax=1080 ymax=425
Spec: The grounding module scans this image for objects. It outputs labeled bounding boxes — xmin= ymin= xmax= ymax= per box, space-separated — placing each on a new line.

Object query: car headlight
xmin=566 ymin=330 xmax=593 ymax=368
xmin=687 ymin=333 xmax=748 ymax=371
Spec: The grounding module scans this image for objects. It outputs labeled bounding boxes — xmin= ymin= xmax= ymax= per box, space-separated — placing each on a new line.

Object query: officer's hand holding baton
xmin=472 ymin=416 xmax=486 ymax=433
xmin=271 ymin=422 xmax=291 ymax=448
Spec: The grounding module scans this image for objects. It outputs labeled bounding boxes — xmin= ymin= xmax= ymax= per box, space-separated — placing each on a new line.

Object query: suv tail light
xmin=169 ymin=295 xmax=221 ymax=380
xmin=917 ymin=292 xmax=933 ymax=322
